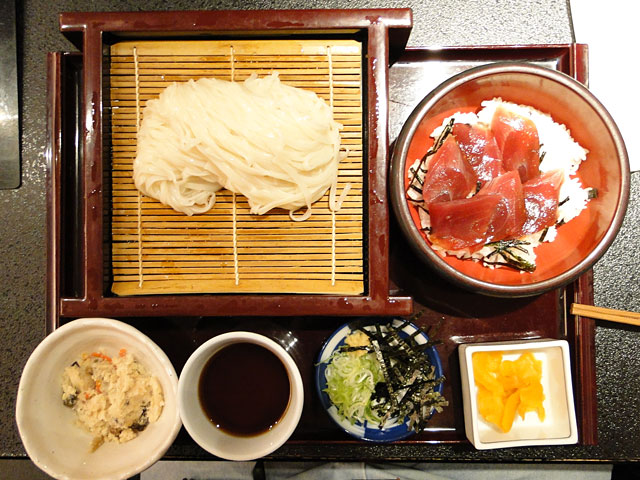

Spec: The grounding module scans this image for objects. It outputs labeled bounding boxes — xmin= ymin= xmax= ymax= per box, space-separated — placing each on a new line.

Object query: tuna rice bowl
xmin=405 ymin=98 xmax=595 ymax=274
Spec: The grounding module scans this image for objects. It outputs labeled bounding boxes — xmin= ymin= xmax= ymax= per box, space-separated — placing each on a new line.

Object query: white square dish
xmin=459 ymin=339 xmax=578 ymax=449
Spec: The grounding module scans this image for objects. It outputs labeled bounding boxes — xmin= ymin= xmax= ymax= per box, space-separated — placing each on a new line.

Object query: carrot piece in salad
xmin=91 ymin=352 xmax=112 ymax=363
xmin=119 ymin=348 xmax=127 ymax=357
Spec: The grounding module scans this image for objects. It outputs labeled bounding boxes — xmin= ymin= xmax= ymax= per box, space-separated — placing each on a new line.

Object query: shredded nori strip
xmin=409 ymin=168 xmax=425 ymax=186
xmin=588 ymin=188 xmax=599 ymax=199
xmin=369 ymin=338 xmax=398 ymax=422
xmin=409 ymin=183 xmax=424 ymax=195
xmin=409 ymin=309 xmax=425 ymax=325
xmin=485 ymin=239 xmax=536 ymax=272
xmin=422 ymin=315 xmax=443 ymax=340
xmin=335 ymin=320 xmax=448 ymax=432
xmin=559 ymin=196 xmax=570 ymax=206
xmin=539 ymin=227 xmax=549 ymax=243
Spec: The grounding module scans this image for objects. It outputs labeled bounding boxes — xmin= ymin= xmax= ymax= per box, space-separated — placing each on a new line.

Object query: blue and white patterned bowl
xmin=315 ymin=319 xmax=444 ymax=442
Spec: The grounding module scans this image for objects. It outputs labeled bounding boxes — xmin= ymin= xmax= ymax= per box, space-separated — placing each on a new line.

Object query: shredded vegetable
xmin=324 ymin=350 xmax=384 ymax=424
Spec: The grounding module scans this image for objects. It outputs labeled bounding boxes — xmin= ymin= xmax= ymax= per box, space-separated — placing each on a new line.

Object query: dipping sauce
xmin=198 ymin=342 xmax=291 ymax=437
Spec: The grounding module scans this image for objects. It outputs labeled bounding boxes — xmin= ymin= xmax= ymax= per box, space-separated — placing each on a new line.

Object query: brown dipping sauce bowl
xmin=178 ymin=332 xmax=304 ymax=460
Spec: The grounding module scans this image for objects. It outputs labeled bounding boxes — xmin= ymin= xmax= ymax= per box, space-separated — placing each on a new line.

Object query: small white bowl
xmin=16 ymin=318 xmax=181 ymax=480
xmin=178 ymin=332 xmax=304 ymax=461
xmin=459 ymin=339 xmax=578 ymax=449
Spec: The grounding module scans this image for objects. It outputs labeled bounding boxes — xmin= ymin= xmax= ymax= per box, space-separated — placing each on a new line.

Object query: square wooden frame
xmin=46 ymin=9 xmax=414 ymax=322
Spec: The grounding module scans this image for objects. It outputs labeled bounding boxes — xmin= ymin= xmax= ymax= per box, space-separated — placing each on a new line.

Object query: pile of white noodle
xmin=133 ymin=73 xmax=346 ymax=220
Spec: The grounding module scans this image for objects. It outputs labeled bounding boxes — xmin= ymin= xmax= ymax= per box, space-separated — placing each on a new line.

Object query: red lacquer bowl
xmin=390 ymin=63 xmax=629 ymax=297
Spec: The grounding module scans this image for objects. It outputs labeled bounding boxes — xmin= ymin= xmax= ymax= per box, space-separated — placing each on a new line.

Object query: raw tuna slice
xmin=478 ymin=171 xmax=526 ymax=239
xmin=422 ymin=135 xmax=477 ymax=208
xmin=429 ymin=195 xmax=503 ymax=251
xmin=521 ymin=169 xmax=565 ymax=234
xmin=491 ymin=106 xmax=541 ymax=183
xmin=452 ymin=122 xmax=505 ymax=186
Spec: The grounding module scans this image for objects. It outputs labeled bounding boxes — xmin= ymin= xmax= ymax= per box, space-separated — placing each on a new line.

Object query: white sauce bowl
xmin=178 ymin=331 xmax=304 ymax=461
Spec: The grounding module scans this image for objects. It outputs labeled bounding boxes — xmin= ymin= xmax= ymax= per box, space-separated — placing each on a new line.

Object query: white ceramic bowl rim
xmin=177 ymin=331 xmax=304 ymax=461
xmin=16 ymin=317 xmax=182 ymax=480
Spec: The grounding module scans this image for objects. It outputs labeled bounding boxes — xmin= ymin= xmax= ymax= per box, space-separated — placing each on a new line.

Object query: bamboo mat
xmin=108 ymin=40 xmax=364 ymax=295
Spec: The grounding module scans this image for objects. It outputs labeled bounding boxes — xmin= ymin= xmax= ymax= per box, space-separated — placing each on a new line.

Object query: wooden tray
xmin=46 ymin=42 xmax=597 ymax=451
xmin=46 ymin=9 xmax=415 ymax=320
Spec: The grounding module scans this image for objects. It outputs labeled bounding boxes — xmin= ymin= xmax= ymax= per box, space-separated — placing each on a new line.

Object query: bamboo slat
xmin=109 ymin=39 xmax=364 ymax=296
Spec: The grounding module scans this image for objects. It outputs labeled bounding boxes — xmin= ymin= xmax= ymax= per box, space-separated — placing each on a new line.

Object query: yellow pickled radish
xmin=477 ymin=386 xmax=504 ymax=426
xmin=518 ymin=382 xmax=546 ymax=421
xmin=472 ymin=351 xmax=505 ymax=396
xmin=500 ymin=391 xmax=520 ymax=433
xmin=472 ymin=351 xmax=545 ymax=433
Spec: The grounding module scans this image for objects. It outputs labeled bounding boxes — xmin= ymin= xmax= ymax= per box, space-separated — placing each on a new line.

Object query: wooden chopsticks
xmin=571 ymin=303 xmax=640 ymax=327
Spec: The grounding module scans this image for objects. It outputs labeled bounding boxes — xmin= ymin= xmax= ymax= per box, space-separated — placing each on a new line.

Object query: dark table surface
xmin=2 ymin=0 xmax=639 ymax=465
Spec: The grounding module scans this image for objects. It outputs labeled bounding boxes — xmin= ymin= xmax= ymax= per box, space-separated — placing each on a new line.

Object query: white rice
xmin=408 ymin=98 xmax=590 ymax=271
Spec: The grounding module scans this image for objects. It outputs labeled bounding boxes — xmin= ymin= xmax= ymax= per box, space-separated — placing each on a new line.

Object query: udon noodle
xmin=133 ymin=73 xmax=345 ymax=220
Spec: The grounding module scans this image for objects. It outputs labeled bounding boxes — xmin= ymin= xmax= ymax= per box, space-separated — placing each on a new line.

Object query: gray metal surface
xmin=0 ymin=0 xmax=20 ymax=189
xmin=3 ymin=0 xmax=640 ymax=466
